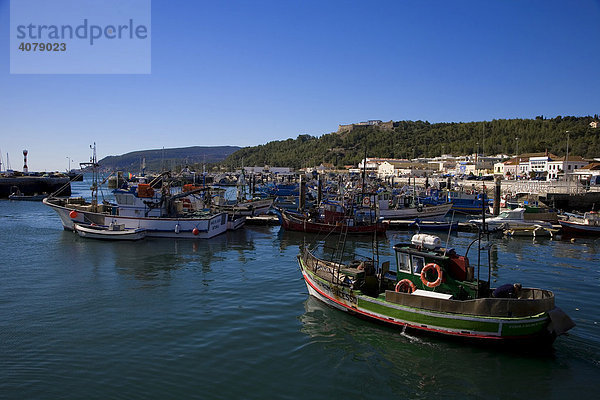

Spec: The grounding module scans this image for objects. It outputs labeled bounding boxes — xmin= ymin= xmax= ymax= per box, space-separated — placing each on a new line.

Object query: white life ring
xmin=362 ymin=197 xmax=371 ymax=206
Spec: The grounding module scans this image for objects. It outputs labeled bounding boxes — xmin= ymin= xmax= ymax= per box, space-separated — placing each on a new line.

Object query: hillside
xmin=224 ymin=116 xmax=600 ymax=169
xmin=99 ymin=146 xmax=241 ymax=172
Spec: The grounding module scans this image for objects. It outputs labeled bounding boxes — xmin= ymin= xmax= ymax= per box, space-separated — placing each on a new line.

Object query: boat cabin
xmin=388 ymin=234 xmax=479 ymax=300
xmin=583 ymin=211 xmax=600 ymax=226
xmin=113 ymin=186 xmax=165 ymax=217
xmin=112 ymin=183 xmax=209 ymax=218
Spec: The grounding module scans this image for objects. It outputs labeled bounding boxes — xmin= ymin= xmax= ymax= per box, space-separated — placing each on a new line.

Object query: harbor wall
xmin=0 ymin=176 xmax=71 ymax=198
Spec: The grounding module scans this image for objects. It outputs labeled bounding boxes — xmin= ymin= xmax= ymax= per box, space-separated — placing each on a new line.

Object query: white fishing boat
xmin=44 ymin=188 xmax=229 ymax=239
xmin=470 ymin=208 xmax=553 ymax=231
xmin=43 ymin=144 xmax=229 ymax=239
xmin=74 ymin=223 xmax=147 ymax=241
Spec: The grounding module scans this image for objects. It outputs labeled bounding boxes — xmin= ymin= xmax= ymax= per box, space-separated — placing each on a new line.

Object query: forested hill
xmin=225 ymin=116 xmax=600 ymax=169
xmin=99 ymin=146 xmax=241 ymax=172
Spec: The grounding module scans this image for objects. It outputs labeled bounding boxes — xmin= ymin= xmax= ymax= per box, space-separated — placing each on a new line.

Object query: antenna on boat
xmin=361 ymin=144 xmax=367 ymax=198
xmin=443 ymin=210 xmax=456 ymax=256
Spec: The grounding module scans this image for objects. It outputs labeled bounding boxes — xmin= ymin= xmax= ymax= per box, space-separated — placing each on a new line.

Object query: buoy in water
xmin=69 ymin=210 xmax=78 ymax=218
xmin=192 ymin=228 xmax=200 ymax=236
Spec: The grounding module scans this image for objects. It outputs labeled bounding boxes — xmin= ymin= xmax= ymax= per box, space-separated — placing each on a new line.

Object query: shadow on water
xmin=298 ymin=296 xmax=599 ymax=399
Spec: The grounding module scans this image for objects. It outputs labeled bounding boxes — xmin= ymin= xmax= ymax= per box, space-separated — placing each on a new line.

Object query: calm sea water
xmin=2 ymin=178 xmax=600 ymax=399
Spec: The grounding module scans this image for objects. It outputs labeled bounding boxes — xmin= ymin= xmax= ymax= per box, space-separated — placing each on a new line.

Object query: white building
xmin=528 ymin=155 xmax=552 ymax=174
xmin=377 ymin=161 xmax=396 ymax=177
xmin=547 ymin=156 xmax=588 ymax=180
xmin=493 ymin=161 xmax=505 ymax=175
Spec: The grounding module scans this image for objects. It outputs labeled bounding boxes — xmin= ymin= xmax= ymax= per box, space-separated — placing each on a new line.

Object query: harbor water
xmin=2 ymin=178 xmax=600 ymax=399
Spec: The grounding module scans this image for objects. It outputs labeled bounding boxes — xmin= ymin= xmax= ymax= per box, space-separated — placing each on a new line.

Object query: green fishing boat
xmin=297 ymin=233 xmax=575 ymax=346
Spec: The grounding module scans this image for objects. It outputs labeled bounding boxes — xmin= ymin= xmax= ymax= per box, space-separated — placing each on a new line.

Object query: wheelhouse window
xmin=411 ymin=255 xmax=425 ymax=275
xmin=397 ymin=252 xmax=410 ymax=273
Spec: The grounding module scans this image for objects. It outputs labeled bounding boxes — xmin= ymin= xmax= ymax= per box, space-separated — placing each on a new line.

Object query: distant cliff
xmin=99 ymin=146 xmax=241 ymax=172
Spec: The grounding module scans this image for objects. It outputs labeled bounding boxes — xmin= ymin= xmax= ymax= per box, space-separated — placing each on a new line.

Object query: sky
xmin=1 ymin=0 xmax=599 ymax=171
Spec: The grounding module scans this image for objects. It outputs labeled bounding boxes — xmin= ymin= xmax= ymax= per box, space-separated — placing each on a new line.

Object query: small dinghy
xmin=8 ymin=187 xmax=47 ymax=201
xmin=504 ymin=225 xmax=559 ymax=238
xmin=74 ymin=223 xmax=147 ymax=241
xmin=411 ymin=219 xmax=459 ymax=232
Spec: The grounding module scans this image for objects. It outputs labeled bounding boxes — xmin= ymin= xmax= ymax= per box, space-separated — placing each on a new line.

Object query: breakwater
xmin=0 ymin=176 xmax=71 ymax=198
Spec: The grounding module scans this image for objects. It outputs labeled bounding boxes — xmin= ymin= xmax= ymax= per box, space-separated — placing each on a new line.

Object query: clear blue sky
xmin=1 ymin=0 xmax=600 ymax=171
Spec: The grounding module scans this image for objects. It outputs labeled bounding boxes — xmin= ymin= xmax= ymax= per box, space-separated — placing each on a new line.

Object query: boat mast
xmin=80 ymin=142 xmax=100 ymax=209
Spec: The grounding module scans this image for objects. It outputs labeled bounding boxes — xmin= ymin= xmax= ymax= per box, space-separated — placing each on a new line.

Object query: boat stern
xmin=546 ymin=307 xmax=576 ymax=336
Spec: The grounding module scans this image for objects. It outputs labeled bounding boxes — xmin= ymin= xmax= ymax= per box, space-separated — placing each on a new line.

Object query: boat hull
xmin=280 ymin=211 xmax=387 ymax=235
xmin=74 ymin=224 xmax=146 ymax=241
xmin=504 ymin=226 xmax=558 ymax=237
xmin=558 ymin=220 xmax=600 ymax=235
xmin=298 ymin=255 xmax=558 ymax=345
xmin=379 ymin=203 xmax=452 ymax=221
xmin=8 ymin=194 xmax=47 ymax=201
xmin=44 ymin=198 xmax=228 ymax=239
xmin=214 ymin=198 xmax=273 ymax=217
xmin=413 ymin=221 xmax=459 ymax=232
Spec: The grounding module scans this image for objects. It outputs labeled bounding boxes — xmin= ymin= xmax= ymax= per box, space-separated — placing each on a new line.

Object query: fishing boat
xmin=257 ymin=182 xmax=299 ymax=197
xmin=411 ymin=219 xmax=459 ymax=232
xmin=558 ymin=211 xmax=600 ymax=235
xmin=7 ymin=186 xmax=47 ymax=201
xmin=8 ymin=193 xmax=47 ymax=201
xmin=43 ymin=144 xmax=229 ymax=239
xmin=45 ymin=192 xmax=229 ymax=239
xmin=446 ymin=191 xmax=493 ymax=214
xmin=74 ymin=223 xmax=147 ymax=241
xmin=376 ymin=191 xmax=452 ymax=221
xmin=469 ymin=208 xmax=554 ymax=232
xmin=297 ymin=233 xmax=575 ymax=346
xmin=211 ymin=187 xmax=273 ymax=217
xmin=278 ymin=200 xmax=387 ymax=235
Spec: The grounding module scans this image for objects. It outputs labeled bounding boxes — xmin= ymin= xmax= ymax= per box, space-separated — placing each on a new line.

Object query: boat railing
xmin=301 ymin=248 xmax=347 ymax=285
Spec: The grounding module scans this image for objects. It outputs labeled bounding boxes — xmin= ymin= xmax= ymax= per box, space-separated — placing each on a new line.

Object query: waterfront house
xmin=570 ymin=162 xmax=600 ymax=183
xmin=494 ymin=161 xmax=505 ymax=176
xmin=547 ymin=156 xmax=589 ymax=180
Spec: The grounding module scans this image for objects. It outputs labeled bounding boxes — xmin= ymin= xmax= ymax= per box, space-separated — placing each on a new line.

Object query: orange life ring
xmin=395 ymin=279 xmax=416 ymax=293
xmin=420 ymin=263 xmax=443 ymax=288
xmin=362 ymin=197 xmax=371 ymax=206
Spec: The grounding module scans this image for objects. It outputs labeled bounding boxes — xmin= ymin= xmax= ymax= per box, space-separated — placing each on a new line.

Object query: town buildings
xmin=355 ymin=152 xmax=598 ymax=183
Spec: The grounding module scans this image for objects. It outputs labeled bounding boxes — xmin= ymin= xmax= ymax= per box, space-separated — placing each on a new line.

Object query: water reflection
xmin=63 ymin=227 xmax=263 ymax=283
xmin=299 ymin=297 xmax=574 ymax=398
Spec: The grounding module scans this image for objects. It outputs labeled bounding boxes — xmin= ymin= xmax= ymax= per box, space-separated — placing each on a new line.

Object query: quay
xmin=0 ymin=176 xmax=71 ymax=198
